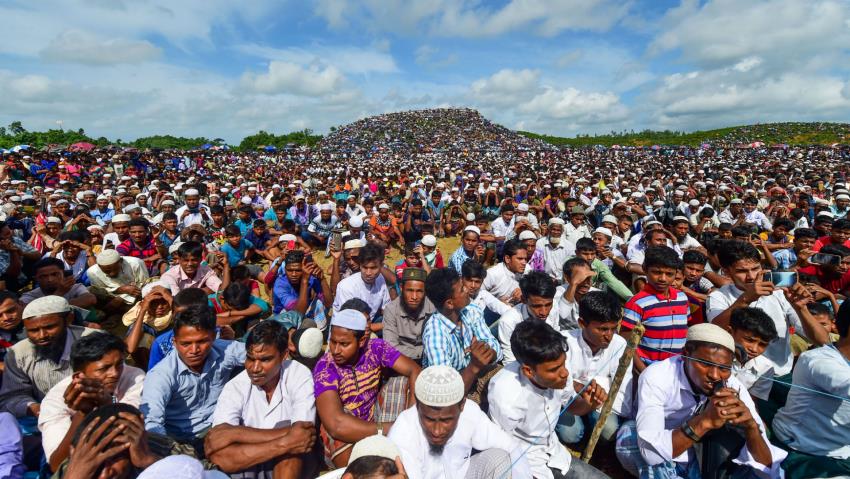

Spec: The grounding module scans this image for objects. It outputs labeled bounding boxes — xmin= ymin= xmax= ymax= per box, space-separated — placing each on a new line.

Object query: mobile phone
xmin=305 ymin=253 xmax=314 ymax=264
xmin=762 ymin=271 xmax=797 ymax=287
xmin=331 ymin=231 xmax=342 ymax=251
xmin=63 ymin=269 xmax=72 ymax=278
xmin=810 ymin=252 xmax=841 ymax=267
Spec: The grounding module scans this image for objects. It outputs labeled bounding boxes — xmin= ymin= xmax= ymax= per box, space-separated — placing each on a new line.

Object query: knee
xmin=555 ymin=414 xmax=585 ymax=444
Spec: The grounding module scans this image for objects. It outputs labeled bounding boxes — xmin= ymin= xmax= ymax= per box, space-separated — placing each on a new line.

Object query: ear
xmin=520 ymin=363 xmax=536 ymax=381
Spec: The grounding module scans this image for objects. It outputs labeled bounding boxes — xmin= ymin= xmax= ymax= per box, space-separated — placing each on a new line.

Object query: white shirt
xmin=497 ymin=304 xmax=561 ymax=365
xmin=553 ymin=285 xmax=600 ymax=332
xmin=773 ymin=344 xmax=850 ymax=459
xmin=635 ymin=356 xmax=785 ymax=475
xmin=101 ymin=232 xmax=123 ymax=249
xmin=332 ymin=272 xmax=391 ymax=320
xmin=564 ymin=329 xmax=632 ymax=417
xmin=212 ymin=362 xmax=315 ymax=429
xmin=491 ymin=217 xmax=513 ymax=239
xmin=732 ymin=354 xmax=776 ymax=398
xmin=87 ymin=256 xmax=150 ymax=304
xmin=38 ymin=365 xmax=145 ymax=460
xmin=535 ymin=238 xmax=575 ymax=281
xmin=174 ymin=204 xmax=211 ymax=228
xmin=564 ymin=222 xmax=591 ymax=246
xmin=707 ymin=285 xmax=801 ymax=399
xmin=745 ymin=210 xmax=772 ymax=231
xmin=470 ymin=289 xmax=512 ymax=317
xmin=387 ymin=400 xmax=531 ymax=479
xmin=482 ymin=262 xmax=522 ymax=300
xmin=677 ymin=234 xmax=702 ymax=251
xmin=488 ymin=362 xmax=576 ymax=479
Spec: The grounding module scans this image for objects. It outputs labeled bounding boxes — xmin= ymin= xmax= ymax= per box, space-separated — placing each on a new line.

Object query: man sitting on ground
xmin=497 ymin=271 xmax=561 ymax=365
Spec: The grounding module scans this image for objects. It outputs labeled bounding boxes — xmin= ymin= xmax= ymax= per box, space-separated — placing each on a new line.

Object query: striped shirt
xmin=448 ymin=247 xmax=475 ymax=273
xmin=422 ymin=305 xmax=502 ymax=371
xmin=621 ymin=284 xmax=690 ymax=363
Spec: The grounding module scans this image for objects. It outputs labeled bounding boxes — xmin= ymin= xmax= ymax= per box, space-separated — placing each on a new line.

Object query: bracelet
xmin=680 ymin=419 xmax=702 ymax=443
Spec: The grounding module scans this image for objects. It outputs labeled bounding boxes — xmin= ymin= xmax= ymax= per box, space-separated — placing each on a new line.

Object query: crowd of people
xmin=0 ymin=109 xmax=848 ymax=479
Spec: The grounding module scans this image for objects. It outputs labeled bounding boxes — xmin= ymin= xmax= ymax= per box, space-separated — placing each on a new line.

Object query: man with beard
xmin=207 ymin=320 xmax=316 ymax=478
xmin=39 ymin=332 xmax=146 ymax=471
xmin=0 ymin=296 xmax=99 ymax=418
xmin=21 ymin=258 xmax=96 ymax=308
xmin=175 ymin=188 xmax=212 ymax=228
xmin=387 ymin=365 xmax=531 ymax=479
xmin=615 ymin=324 xmax=785 ymax=478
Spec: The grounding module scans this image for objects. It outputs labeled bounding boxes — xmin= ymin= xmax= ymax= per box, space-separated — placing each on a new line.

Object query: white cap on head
xmin=23 ymin=296 xmax=70 ymax=320
xmin=463 ymin=225 xmax=481 ymax=236
xmin=688 ymin=199 xmax=700 ymax=207
xmin=415 ymin=365 xmax=465 ymax=407
xmin=96 ymin=249 xmax=121 ymax=266
xmin=161 ymin=200 xmax=175 ymax=206
xmin=838 ymin=194 xmax=850 ymax=201
xmin=184 ymin=188 xmax=199 ymax=196
xmin=517 ymin=203 xmax=529 ymax=212
xmin=348 ymin=435 xmax=402 ymax=465
xmin=278 ymin=234 xmax=297 ymax=244
xmin=594 ymin=227 xmax=613 ymax=238
xmin=112 ymin=214 xmax=131 ymax=223
xmin=348 ymin=216 xmax=363 ymax=228
xmin=46 ymin=216 xmax=62 ymax=224
xmin=344 ymin=238 xmax=365 ymax=250
xmin=378 ymin=203 xmax=390 ymax=210
xmin=687 ymin=323 xmax=735 ymax=352
xmin=331 ymin=309 xmax=367 ymax=331
xmin=465 ymin=212 xmax=476 ymax=222
xmin=518 ymin=230 xmax=537 ymax=241
xmin=86 ymin=225 xmax=103 ymax=232
xmin=548 ymin=217 xmax=565 ymax=226
xmin=297 ymin=328 xmax=324 ymax=359
xmin=319 ymin=203 xmax=333 ymax=211
xmin=421 ymin=234 xmax=437 ymax=247
xmin=240 ymin=197 xmax=252 ymax=205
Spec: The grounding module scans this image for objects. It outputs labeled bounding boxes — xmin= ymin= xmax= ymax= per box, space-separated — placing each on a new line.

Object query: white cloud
xmin=471 ymin=69 xmax=541 ymax=106
xmin=40 ymin=30 xmax=161 ymax=65
xmin=240 ymin=61 xmax=346 ymax=96
xmin=414 ymin=45 xmax=459 ymax=68
xmin=236 ymin=44 xmax=399 ymax=75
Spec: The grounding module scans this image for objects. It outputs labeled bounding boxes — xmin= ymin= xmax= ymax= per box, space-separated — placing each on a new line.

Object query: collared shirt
xmin=564 ymin=329 xmax=632 ymax=417
xmin=497 ymin=303 xmax=561 ymax=365
xmin=535 ymin=238 xmax=574 ymax=280
xmin=634 ymin=356 xmax=785 ymax=475
xmin=744 ymin=210 xmax=772 ymax=231
xmin=87 ymin=256 xmax=150 ymax=304
xmin=491 ymin=217 xmax=513 ymax=239
xmin=388 ymin=400 xmax=532 ymax=479
xmin=0 ymin=326 xmax=99 ymax=418
xmin=488 ymin=362 xmax=575 ymax=479
xmin=331 ymin=273 xmax=390 ymax=320
xmin=141 ymin=339 xmax=246 ymax=440
xmin=312 ymin=338 xmax=400 ymax=421
xmin=553 ymin=285 xmax=600 ymax=332
xmin=381 ymin=297 xmax=435 ymax=361
xmin=622 ymin=284 xmax=690 ymax=363
xmin=482 ymin=262 xmax=522 ymax=299
xmin=116 ymin=238 xmax=157 ymax=266
xmin=773 ymin=344 xmax=850 ymax=459
xmin=20 ymin=283 xmax=91 ymax=305
xmin=422 ymin=305 xmax=501 ymax=370
xmin=212 ymin=362 xmax=315 ymax=430
xmin=469 ymin=289 xmax=512 ymax=317
xmin=89 ymin=207 xmax=115 ymax=226
xmin=732 ymin=354 xmax=776 ymax=399
xmin=308 ymin=216 xmax=340 ymax=238
xmin=39 ymin=365 xmax=144 ymax=460
xmin=707 ymin=285 xmax=800 ymax=398
xmin=174 ymin=204 xmax=211 ymax=228
xmin=448 ymin=247 xmax=474 ymax=273
xmin=160 ymin=263 xmax=222 ymax=295
xmin=272 ymin=275 xmax=322 ymax=314
xmin=564 ymin=222 xmax=591 ymax=246
xmin=52 ymin=250 xmax=89 ymax=282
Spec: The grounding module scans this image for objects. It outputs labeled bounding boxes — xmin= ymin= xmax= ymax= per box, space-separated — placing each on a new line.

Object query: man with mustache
xmin=38 ymin=332 xmax=146 ymax=471
xmin=0 ymin=296 xmax=99 ymax=418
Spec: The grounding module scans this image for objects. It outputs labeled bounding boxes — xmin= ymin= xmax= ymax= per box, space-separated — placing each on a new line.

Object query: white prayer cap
xmin=465 ymin=212 xmax=476 ymax=222
xmin=160 ymin=200 xmax=175 ymax=206
xmin=601 ymin=215 xmax=618 ymax=225
xmin=837 ymin=194 xmax=850 ymax=201
xmin=518 ymin=230 xmax=537 ymax=241
xmin=46 ymin=216 xmax=62 ymax=224
xmin=96 ymin=249 xmax=121 ymax=266
xmin=54 ymin=199 xmax=68 ymax=205
xmin=278 ymin=233 xmax=297 ymax=244
xmin=141 ymin=281 xmax=165 ymax=298
xmin=348 ymin=435 xmax=401 ymax=465
xmin=184 ymin=188 xmax=200 ymax=196
xmin=247 ymin=186 xmax=257 ymax=191
xmin=688 ymin=199 xmax=700 ymax=207
xmin=331 ymin=309 xmax=367 ymax=331
xmin=421 ymin=234 xmax=437 ymax=247
xmin=86 ymin=225 xmax=103 ymax=232
xmin=344 ymin=238 xmax=364 ymax=250
xmin=672 ymin=216 xmax=690 ymax=224
xmin=137 ymin=455 xmax=228 ymax=479
xmin=319 ymin=203 xmax=333 ymax=211
xmin=96 ymin=194 xmax=108 ymax=201
xmin=548 ymin=217 xmax=565 ymax=226
xmin=652 ymin=200 xmax=665 ymax=207
xmin=297 ymin=328 xmax=324 ymax=359
xmin=348 ymin=216 xmax=363 ymax=228
xmin=687 ymin=323 xmax=735 ymax=353
xmin=112 ymin=214 xmax=131 ymax=223
xmin=272 ymin=184 xmax=282 ymax=189
xmin=517 ymin=203 xmax=529 ymax=212
xmin=240 ymin=197 xmax=252 ymax=205
xmin=593 ymin=227 xmax=613 ymax=238
xmin=377 ymin=203 xmax=390 ymax=210
xmin=415 ymin=365 xmax=465 ymax=407
xmin=23 ymin=296 xmax=70 ymax=320
xmin=463 ymin=225 xmax=481 ymax=236
xmin=123 ymin=204 xmax=140 ymax=212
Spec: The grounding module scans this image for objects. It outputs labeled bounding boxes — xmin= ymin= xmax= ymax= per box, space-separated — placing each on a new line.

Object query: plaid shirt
xmin=116 ymin=238 xmax=158 ymax=266
xmin=422 ymin=304 xmax=501 ymax=371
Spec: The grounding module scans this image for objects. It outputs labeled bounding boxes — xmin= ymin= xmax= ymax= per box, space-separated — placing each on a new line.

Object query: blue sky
xmin=0 ymin=0 xmax=848 ymax=143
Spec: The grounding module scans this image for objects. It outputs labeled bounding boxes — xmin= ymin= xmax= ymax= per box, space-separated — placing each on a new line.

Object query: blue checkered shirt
xmin=422 ymin=304 xmax=501 ymax=371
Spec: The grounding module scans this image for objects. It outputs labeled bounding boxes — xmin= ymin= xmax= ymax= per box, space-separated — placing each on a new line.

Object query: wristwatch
xmin=680 ymin=419 xmax=702 ymax=442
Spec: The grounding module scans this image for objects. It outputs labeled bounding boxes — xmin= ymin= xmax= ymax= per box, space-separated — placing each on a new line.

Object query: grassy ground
xmin=312 ymin=235 xmax=463 ymax=272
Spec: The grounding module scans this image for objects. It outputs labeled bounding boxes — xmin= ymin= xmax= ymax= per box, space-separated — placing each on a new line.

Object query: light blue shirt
xmin=422 ymin=304 xmax=501 ymax=371
xmin=141 ymin=339 xmax=246 ymax=440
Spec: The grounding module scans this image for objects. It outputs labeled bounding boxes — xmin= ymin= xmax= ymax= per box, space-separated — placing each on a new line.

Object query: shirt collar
xmin=642 ymin=282 xmax=673 ymax=300
xmin=176 ymin=343 xmax=220 ymax=376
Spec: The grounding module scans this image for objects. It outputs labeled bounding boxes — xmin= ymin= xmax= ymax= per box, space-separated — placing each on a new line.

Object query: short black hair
xmin=177 ymin=240 xmax=204 ymax=259
xmin=793 ymin=227 xmax=818 ymax=241
xmin=460 ymin=260 xmax=486 ymax=280
xmin=221 ymin=282 xmax=252 ymax=311
xmin=71 ymin=403 xmax=142 ymax=447
xmin=578 ymin=291 xmax=622 ymax=324
xmin=643 ymin=246 xmax=682 ymax=271
xmin=729 ymin=307 xmax=778 ymax=342
xmin=246 ymin=319 xmax=288 ymax=353
xmin=33 ymin=257 xmax=66 ymax=275
xmin=359 ymin=242 xmax=384 ymax=265
xmin=574 ymin=237 xmax=595 ymax=253
xmin=252 ymin=219 xmax=266 ymax=228
xmin=344 ymin=456 xmax=399 ymax=477
xmin=0 ymin=290 xmax=19 ymax=305
xmin=682 ymin=250 xmax=707 ymax=266
xmin=835 ymin=300 xmax=850 ymax=337
xmin=341 ymin=298 xmax=372 ymax=317
xmin=224 ymin=224 xmax=242 ymax=237
xmin=162 ymin=212 xmax=178 ymax=222
xmin=821 ymin=244 xmax=850 ymax=259
xmin=773 ymin=218 xmax=794 ymax=231
xmin=70 ymin=332 xmax=126 ymax=371
xmin=425 ymin=268 xmax=461 ymax=309
xmin=806 ymin=301 xmax=831 ymax=318
xmin=562 ymin=257 xmax=590 ymax=280
xmin=519 ymin=271 xmax=556 ymax=299
xmin=173 ymin=304 xmax=216 ymax=334
xmin=717 ymin=240 xmax=761 ymax=269
xmin=173 ymin=287 xmax=209 ymax=308
xmin=511 ymin=320 xmax=567 ymax=367
xmin=502 ymin=238 xmax=524 ymax=258
xmin=209 ymin=206 xmax=225 ymax=215
xmin=834 ymin=219 xmax=850 ymax=231
xmin=128 ymin=218 xmax=149 ymax=230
